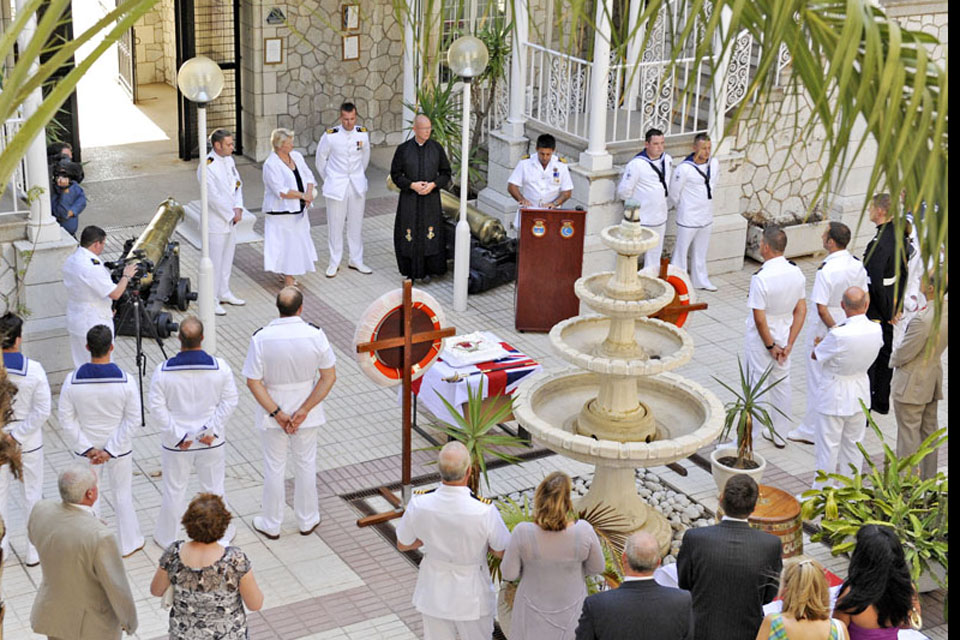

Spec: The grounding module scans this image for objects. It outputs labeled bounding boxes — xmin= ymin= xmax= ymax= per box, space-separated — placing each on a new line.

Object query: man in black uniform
xmin=863 ymin=192 xmax=906 ymax=414
xmin=389 ymin=114 xmax=452 ymax=283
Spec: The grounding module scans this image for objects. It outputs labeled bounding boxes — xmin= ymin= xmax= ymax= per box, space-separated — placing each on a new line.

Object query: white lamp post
xmin=177 ymin=55 xmax=225 ymax=354
xmin=447 ymin=36 xmax=489 ymax=313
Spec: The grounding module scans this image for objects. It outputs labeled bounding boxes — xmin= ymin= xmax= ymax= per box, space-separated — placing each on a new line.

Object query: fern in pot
xmin=709 ymin=358 xmax=788 ymax=492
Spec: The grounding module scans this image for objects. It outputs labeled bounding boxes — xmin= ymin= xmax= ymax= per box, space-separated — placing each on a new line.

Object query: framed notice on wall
xmin=264 ymin=37 xmax=283 ymax=65
xmin=342 ymin=4 xmax=360 ymax=31
xmin=342 ymin=34 xmax=359 ymax=61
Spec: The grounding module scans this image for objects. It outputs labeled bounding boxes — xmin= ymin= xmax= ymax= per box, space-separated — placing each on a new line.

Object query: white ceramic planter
xmin=745 ymin=221 xmax=828 ymax=262
xmin=710 ymin=447 xmax=767 ymax=493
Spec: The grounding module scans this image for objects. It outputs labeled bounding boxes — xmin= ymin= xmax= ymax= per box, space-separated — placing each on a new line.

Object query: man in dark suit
xmin=677 ymin=474 xmax=781 ymax=640
xmin=576 ymin=531 xmax=693 ymax=640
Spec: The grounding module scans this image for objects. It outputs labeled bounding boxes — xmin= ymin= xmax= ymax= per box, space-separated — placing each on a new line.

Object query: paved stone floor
xmin=1 ymin=185 xmax=947 ymax=638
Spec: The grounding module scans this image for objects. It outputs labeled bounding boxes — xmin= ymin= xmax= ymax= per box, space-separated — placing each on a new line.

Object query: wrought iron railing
xmin=522 ymin=43 xmax=592 ymax=142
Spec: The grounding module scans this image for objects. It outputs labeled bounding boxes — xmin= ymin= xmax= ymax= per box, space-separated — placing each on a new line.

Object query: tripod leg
xmin=132 ymin=299 xmax=146 ymax=426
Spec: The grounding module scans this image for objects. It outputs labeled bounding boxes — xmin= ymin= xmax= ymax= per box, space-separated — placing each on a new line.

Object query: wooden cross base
xmin=355 ymin=280 xmax=456 ymax=527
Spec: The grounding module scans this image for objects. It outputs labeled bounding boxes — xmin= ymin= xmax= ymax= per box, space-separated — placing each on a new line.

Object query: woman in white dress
xmin=261 ymin=128 xmax=317 ymax=286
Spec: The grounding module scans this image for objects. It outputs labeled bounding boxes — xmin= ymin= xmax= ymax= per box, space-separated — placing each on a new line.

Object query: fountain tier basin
xmin=600 ymin=223 xmax=660 ymax=255
xmin=576 ymin=273 xmax=674 ymax=318
xmin=513 ymin=370 xmax=723 ymax=547
xmin=550 ymin=316 xmax=693 ymax=375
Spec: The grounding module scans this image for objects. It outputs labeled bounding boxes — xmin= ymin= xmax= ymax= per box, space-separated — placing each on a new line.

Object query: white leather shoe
xmin=348 ymin=262 xmax=372 ymax=274
xmin=325 ymin=263 xmax=339 ymax=278
xmin=220 ymin=293 xmax=246 ymax=306
xmin=214 ymin=303 xmax=227 ymax=316
xmin=698 ymin=283 xmax=718 ymax=292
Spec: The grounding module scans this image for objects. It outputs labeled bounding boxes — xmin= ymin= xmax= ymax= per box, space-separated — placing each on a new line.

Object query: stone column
xmin=579 ymin=0 xmax=613 ymax=172
xmin=476 ymin=0 xmax=531 ymax=226
xmin=623 ymin=0 xmax=644 ymax=110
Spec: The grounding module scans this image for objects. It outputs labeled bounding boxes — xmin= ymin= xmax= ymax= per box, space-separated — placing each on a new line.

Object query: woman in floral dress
xmin=151 ymin=494 xmax=263 ymax=639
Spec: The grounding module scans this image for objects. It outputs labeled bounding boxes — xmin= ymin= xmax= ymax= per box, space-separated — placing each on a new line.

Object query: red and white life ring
xmin=353 ymin=288 xmax=447 ymax=387
xmin=640 ymin=264 xmax=696 ymax=327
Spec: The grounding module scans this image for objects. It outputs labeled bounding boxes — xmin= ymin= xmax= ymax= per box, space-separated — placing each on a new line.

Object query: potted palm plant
xmin=801 ymin=407 xmax=948 ymax=604
xmin=709 ymin=358 xmax=788 ymax=492
xmin=432 ymin=383 xmax=528 ymax=496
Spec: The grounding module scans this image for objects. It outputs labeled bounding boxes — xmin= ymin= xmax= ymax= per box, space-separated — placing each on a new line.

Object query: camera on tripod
xmin=109 ymin=199 xmax=196 ymax=340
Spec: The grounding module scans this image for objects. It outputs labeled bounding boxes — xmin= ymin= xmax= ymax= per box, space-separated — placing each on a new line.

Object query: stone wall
xmin=134 ymin=0 xmax=176 ymax=87
xmin=240 ymin=0 xmax=406 ymax=162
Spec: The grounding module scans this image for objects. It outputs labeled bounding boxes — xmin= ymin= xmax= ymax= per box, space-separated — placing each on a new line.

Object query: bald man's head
xmin=623 ymin=531 xmax=661 ymax=574
xmin=179 ymin=316 xmax=204 ymax=349
xmin=412 ymin=114 xmax=433 ymax=143
xmin=841 ymin=286 xmax=869 ymax=315
xmin=437 ymin=441 xmax=470 ymax=483
xmin=276 ymin=286 xmax=303 ymax=317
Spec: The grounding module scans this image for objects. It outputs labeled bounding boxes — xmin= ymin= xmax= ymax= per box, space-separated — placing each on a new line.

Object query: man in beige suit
xmin=890 ymin=275 xmax=948 ymax=479
xmin=28 ymin=464 xmax=138 ymax=639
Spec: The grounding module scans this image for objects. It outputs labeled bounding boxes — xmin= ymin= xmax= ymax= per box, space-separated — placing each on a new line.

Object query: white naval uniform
xmin=149 ymin=349 xmax=239 ymax=548
xmin=811 ymin=314 xmax=883 ymax=489
xmin=744 ymin=256 xmax=806 ymax=438
xmin=395 ymin=484 xmax=511 ymax=640
xmin=315 ymin=125 xmax=371 ymax=267
xmin=507 ymin=155 xmax=574 ymax=229
xmin=669 ymin=155 xmax=720 ymax=288
xmin=617 ymin=151 xmax=673 ymax=270
xmin=792 ymin=250 xmax=867 ymax=442
xmin=58 ymin=363 xmax=144 ymax=555
xmin=0 ymin=352 xmax=50 ymax=565
xmin=241 ymin=316 xmax=336 ymax=535
xmin=199 ymin=151 xmax=245 ymax=302
xmin=61 ymin=246 xmax=115 ymax=368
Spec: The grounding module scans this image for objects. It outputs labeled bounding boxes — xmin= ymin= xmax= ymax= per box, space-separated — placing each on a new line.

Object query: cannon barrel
xmin=386 ymin=176 xmax=506 ymax=246
xmin=119 ymin=198 xmax=185 ymax=287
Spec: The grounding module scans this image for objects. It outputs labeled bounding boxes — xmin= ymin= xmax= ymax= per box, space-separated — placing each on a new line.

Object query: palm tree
xmin=0 ymin=0 xmax=160 ymax=194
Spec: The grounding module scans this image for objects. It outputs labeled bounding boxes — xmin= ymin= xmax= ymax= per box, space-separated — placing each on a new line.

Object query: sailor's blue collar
xmin=2 ymin=352 xmax=26 ymax=375
xmin=163 ymin=350 xmax=218 ymax=371
xmin=636 ymin=149 xmax=664 ymax=162
xmin=74 ymin=363 xmax=126 ymax=381
xmin=684 ymin=153 xmax=709 ymax=164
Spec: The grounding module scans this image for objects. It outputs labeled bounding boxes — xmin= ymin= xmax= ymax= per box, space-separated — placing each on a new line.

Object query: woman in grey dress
xmin=150 ymin=494 xmax=264 ymax=639
xmin=501 ymin=472 xmax=605 ymax=639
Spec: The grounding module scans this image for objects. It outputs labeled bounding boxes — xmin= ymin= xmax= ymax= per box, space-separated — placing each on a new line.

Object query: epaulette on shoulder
xmin=520 ymin=154 xmax=530 ymax=160
xmin=853 ymin=255 xmax=861 ymax=261
xmin=307 ymin=321 xmax=321 ymax=330
xmin=871 ymin=318 xmax=881 ymax=323
xmin=470 ymin=491 xmax=492 ymax=504
xmin=327 ymin=127 xmax=338 ymax=134
xmin=414 ymin=487 xmax=436 ymax=495
xmin=788 ymin=259 xmax=797 ymax=266
xmin=357 ymin=126 xmax=367 ymax=133
xmin=91 ymin=258 xmax=101 ymax=265
xmin=753 ymin=267 xmax=761 ymax=275
xmin=206 ymin=156 xmax=214 ymax=165
xmin=557 ymin=156 xmax=568 ymax=163
xmin=817 ymin=262 xmax=826 ymax=270
xmin=252 ymin=326 xmax=264 ymax=336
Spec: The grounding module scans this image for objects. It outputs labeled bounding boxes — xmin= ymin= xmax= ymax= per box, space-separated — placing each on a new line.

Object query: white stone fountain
xmin=513 ymin=216 xmax=724 ymax=552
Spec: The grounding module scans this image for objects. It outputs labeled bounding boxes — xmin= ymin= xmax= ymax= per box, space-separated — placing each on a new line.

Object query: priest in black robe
xmin=390 ymin=114 xmax=452 ymax=282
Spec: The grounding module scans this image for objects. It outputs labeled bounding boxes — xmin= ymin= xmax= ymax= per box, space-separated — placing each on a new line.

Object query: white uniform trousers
xmin=154 ymin=445 xmax=234 ymax=548
xmin=0 ymin=447 xmax=43 ymax=563
xmin=812 ymin=412 xmax=865 ymax=490
xmin=208 ymin=227 xmax=238 ymax=301
xmin=259 ymin=427 xmax=319 ymax=534
xmin=672 ymin=224 xmax=714 ymax=288
xmin=744 ymin=342 xmax=793 ymax=440
xmin=642 ymin=222 xmax=667 ymax=271
xmin=421 ymin=613 xmax=494 ymax=640
xmin=325 ymin=182 xmax=365 ymax=267
xmin=791 ymin=346 xmax=822 ymax=442
xmin=89 ymin=455 xmax=144 ymax=556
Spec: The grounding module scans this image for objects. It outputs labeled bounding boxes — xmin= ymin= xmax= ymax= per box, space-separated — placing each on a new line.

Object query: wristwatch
xmin=269 ymin=407 xmax=281 ymax=418
xmin=765 ymin=343 xmax=775 ymax=350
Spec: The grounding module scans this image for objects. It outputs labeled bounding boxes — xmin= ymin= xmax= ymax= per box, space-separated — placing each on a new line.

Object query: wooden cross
xmin=651 ymin=256 xmax=708 ymax=327
xmin=354 ymin=279 xmax=456 ymax=527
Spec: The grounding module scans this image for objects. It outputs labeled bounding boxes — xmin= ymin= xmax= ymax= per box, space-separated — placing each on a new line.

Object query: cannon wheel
xmin=155 ymin=312 xmax=174 ymax=339
xmin=175 ymin=278 xmax=191 ymax=312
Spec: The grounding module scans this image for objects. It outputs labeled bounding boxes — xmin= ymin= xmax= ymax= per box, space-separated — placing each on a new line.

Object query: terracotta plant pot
xmin=710 ymin=447 xmax=767 ymax=493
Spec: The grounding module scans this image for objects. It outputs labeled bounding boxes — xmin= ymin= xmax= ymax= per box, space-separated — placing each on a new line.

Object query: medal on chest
xmin=553 ymin=168 xmax=560 ymax=184
xmin=356 ymin=140 xmax=363 ymax=151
